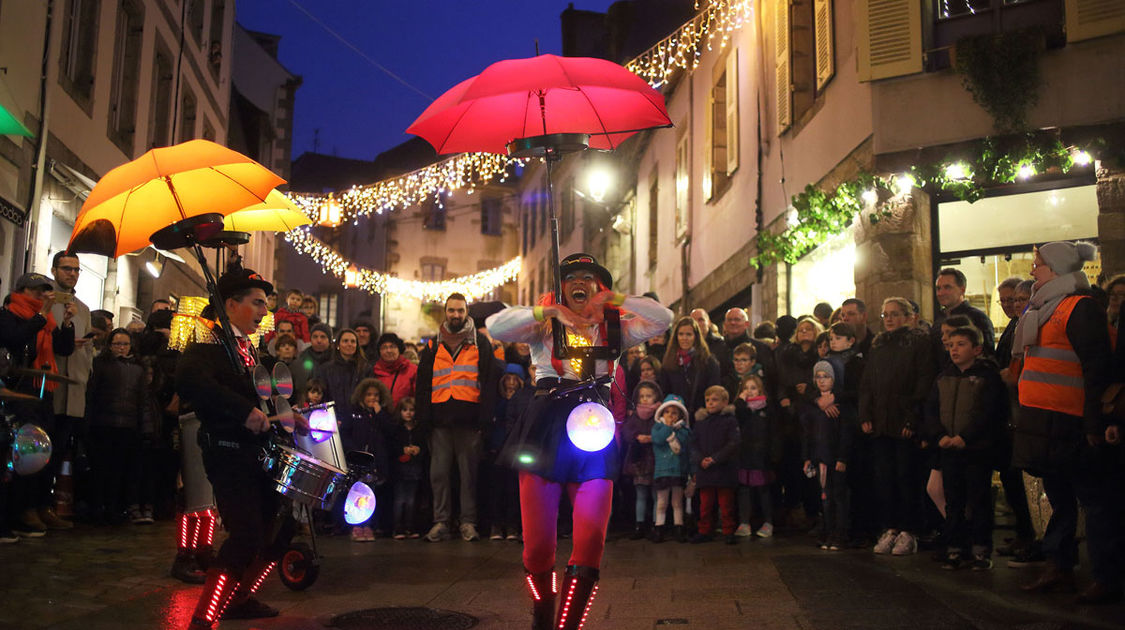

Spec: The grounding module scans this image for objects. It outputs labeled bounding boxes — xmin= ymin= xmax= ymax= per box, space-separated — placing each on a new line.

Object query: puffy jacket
xmin=372 ymin=356 xmax=417 ymax=406
xmin=690 ymin=408 xmax=740 ymax=487
xmin=271 ymin=307 xmax=310 ymax=343
xmin=924 ymin=357 xmax=1006 ymax=451
xmin=859 ymin=327 xmax=936 ymax=438
xmin=799 ymin=401 xmax=855 ymax=466
xmin=86 ymin=354 xmax=153 ymax=433
xmin=734 ymin=397 xmax=781 ymax=470
xmin=652 ymin=422 xmax=691 ymax=479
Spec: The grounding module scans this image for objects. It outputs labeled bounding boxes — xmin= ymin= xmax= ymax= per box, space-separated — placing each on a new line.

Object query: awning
xmin=49 ymin=160 xmax=100 ymax=200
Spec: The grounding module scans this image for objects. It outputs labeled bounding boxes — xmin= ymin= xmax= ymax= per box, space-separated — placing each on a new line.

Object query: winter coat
xmin=776 ymin=342 xmax=818 ymax=404
xmin=50 ymin=288 xmax=93 ymax=418
xmin=315 ymin=356 xmax=371 ymax=418
xmin=659 ymin=354 xmax=720 ymax=417
xmin=734 ymin=397 xmax=781 ymax=471
xmin=341 ymin=407 xmax=392 ymax=483
xmin=825 ymin=348 xmax=864 ymax=408
xmin=372 ymin=356 xmax=418 ymax=406
xmin=415 ymin=329 xmax=500 ymax=431
xmin=621 ymin=411 xmax=656 ymax=478
xmin=799 ymin=397 xmax=855 ymax=466
xmin=390 ymin=422 xmax=427 ymax=482
xmin=86 ymin=354 xmax=153 ymax=433
xmin=291 ymin=346 xmax=332 ymax=399
xmin=485 ymin=395 xmax=515 ymax=455
xmin=651 ymin=421 xmax=691 ymax=479
xmin=859 ymin=327 xmax=936 ymax=438
xmin=923 ymin=357 xmax=1006 ymax=451
xmin=0 ymin=306 xmax=75 ymax=375
xmin=271 ymin=307 xmax=310 ymax=343
xmin=690 ymin=407 xmax=741 ymax=487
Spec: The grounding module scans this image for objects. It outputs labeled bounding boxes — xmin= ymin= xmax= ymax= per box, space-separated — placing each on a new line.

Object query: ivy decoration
xmin=750 ymin=134 xmax=1097 ymax=269
xmin=955 ymin=28 xmax=1043 ymax=134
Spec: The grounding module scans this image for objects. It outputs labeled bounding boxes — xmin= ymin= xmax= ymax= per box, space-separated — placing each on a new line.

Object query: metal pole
xmin=546 ymin=151 xmax=562 ymax=302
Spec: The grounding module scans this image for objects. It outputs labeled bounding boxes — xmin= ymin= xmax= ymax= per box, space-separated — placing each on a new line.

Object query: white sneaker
xmin=424 ymin=522 xmax=450 ymax=542
xmin=755 ymin=522 xmax=773 ymax=538
xmin=460 ymin=522 xmax=480 ymax=542
xmin=734 ymin=523 xmax=753 ymax=537
xmin=891 ymin=530 xmax=917 ymax=556
xmin=874 ymin=529 xmax=898 ymax=554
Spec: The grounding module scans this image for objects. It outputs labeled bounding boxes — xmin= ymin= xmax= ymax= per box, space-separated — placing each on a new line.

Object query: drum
xmin=180 ymin=413 xmax=215 ymax=513
xmin=294 ymin=402 xmax=347 ymax=472
xmin=265 ymin=445 xmax=346 ymax=510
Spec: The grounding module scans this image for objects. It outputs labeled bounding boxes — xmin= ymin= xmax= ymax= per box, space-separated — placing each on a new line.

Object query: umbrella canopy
xmin=406 ymin=54 xmax=671 ymax=155
xmin=69 ymin=139 xmax=285 ymax=257
xmin=222 ymin=190 xmax=311 ymax=232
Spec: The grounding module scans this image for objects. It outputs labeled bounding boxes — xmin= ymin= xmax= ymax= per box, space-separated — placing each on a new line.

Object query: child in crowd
xmin=650 ymin=394 xmax=692 ymax=543
xmin=391 ymin=397 xmax=425 ymax=540
xmin=623 ymin=380 xmax=663 ymax=539
xmin=690 ymin=386 xmax=741 ymax=545
xmin=271 ymin=289 xmax=310 ymax=343
xmin=341 ymin=378 xmax=392 ymax=542
xmin=304 ymin=377 xmax=326 ymax=407
xmin=734 ymin=375 xmax=779 ymax=538
xmin=925 ymin=326 xmax=1006 ymax=570
xmin=816 ymin=331 xmax=831 ymax=359
xmin=724 ymin=342 xmax=763 ymax=400
xmin=485 ymin=364 xmax=525 ymax=540
xmin=826 ymin=322 xmax=874 ymax=545
xmin=801 ymin=361 xmax=855 ymax=550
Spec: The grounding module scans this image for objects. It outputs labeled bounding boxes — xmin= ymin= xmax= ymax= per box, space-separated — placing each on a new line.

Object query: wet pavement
xmin=1 ymin=521 xmax=1122 ymax=630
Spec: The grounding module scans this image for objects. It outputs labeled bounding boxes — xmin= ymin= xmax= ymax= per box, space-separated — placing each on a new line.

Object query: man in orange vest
xmin=1010 ymin=241 xmax=1123 ymax=604
xmin=416 ymin=292 xmax=500 ymax=543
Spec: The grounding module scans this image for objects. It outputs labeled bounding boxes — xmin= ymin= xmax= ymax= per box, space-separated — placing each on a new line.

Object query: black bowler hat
xmin=216 ymin=268 xmax=274 ymax=301
xmin=559 ymin=253 xmax=612 ymax=291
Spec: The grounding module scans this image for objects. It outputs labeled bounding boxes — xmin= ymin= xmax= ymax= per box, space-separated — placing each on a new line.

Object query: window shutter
xmin=855 ymin=0 xmax=922 ymax=82
xmin=725 ymin=49 xmax=740 ymax=176
xmin=703 ymin=88 xmax=714 ymax=201
xmin=776 ymin=0 xmax=792 ymax=133
xmin=1065 ymin=0 xmax=1125 ymax=43
xmin=814 ymin=0 xmax=835 ymax=90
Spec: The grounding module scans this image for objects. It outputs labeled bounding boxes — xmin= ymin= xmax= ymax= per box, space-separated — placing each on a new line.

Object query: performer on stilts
xmin=177 ymin=268 xmax=307 ymax=629
xmin=487 ymin=253 xmax=672 ymax=630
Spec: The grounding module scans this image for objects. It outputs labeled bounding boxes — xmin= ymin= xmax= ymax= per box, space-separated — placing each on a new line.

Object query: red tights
xmin=519 ymin=472 xmax=613 ymax=574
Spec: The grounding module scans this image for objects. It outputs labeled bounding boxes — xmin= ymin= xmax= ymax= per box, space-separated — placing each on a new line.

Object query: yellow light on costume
xmin=565 ymin=330 xmax=593 ymax=375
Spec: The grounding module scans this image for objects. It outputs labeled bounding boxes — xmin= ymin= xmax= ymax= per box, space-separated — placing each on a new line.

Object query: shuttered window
xmin=1065 ymin=0 xmax=1125 ymax=43
xmin=776 ymin=0 xmax=792 ymax=132
xmin=814 ymin=0 xmax=835 ymax=90
xmin=725 ymin=49 xmax=740 ymax=176
xmin=856 ymin=0 xmax=922 ymax=81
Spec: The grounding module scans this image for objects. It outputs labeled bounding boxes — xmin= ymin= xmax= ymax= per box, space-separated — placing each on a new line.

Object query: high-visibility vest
xmin=1018 ymin=295 xmax=1087 ymax=417
xmin=431 ymin=342 xmax=481 ymax=404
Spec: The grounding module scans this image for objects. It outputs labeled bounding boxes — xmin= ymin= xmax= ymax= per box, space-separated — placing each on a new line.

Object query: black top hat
xmin=559 ymin=253 xmax=612 ymax=291
xmin=216 ymin=268 xmax=274 ymax=301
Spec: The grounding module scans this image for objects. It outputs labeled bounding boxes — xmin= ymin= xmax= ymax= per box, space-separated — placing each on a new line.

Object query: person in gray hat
xmin=1011 ymin=241 xmax=1123 ymax=604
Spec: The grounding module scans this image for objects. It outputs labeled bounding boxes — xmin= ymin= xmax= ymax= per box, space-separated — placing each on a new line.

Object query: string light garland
xmin=750 ymin=135 xmax=1102 ymax=268
xmin=626 ymin=0 xmax=753 ymax=88
xmin=287 ymin=152 xmax=522 ymax=223
xmin=285 ymin=227 xmax=521 ymax=301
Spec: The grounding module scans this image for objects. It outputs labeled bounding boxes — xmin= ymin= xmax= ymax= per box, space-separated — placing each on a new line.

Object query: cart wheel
xmin=279 ymin=542 xmax=319 ymax=591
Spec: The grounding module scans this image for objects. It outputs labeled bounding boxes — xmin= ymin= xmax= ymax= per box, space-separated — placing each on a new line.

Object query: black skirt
xmin=499 ymin=383 xmax=619 ymax=484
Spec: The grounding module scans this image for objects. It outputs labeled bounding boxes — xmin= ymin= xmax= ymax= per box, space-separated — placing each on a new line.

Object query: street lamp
xmin=585 ymin=167 xmax=612 ymax=203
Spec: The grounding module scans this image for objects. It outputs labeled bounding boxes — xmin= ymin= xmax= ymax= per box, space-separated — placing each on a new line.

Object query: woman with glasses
xmin=859 ymin=297 xmax=936 ymax=557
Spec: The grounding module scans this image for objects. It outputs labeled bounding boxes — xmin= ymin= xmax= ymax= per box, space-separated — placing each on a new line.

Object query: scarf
xmin=377 ymin=355 xmax=410 ymax=374
xmin=635 ymin=402 xmax=659 ymax=420
xmin=7 ymin=293 xmax=60 ymax=391
xmin=746 ymin=394 xmax=767 ymax=411
xmin=439 ymin=316 xmax=475 ymax=352
xmin=1011 ymin=271 xmax=1088 ymax=361
xmin=677 ymin=348 xmax=694 ymax=368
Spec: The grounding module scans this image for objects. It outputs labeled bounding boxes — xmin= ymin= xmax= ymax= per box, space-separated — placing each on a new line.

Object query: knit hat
xmin=310 ymin=323 xmax=333 ymax=339
xmin=1038 ymin=241 xmax=1097 ymax=275
xmin=376 ymin=331 xmax=406 ymax=354
xmin=655 ymin=393 xmax=688 ymax=422
xmin=813 ymin=360 xmax=835 ymax=380
xmin=503 ymin=362 xmax=527 ymax=380
xmin=632 ymin=379 xmax=664 ymax=403
xmin=146 ymin=309 xmax=174 ymax=330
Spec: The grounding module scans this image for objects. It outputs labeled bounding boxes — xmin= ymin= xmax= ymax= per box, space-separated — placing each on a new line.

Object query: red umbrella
xmin=406 ymin=54 xmax=671 ymax=155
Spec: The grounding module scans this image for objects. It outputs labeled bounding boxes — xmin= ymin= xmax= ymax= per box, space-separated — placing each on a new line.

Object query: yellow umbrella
xmin=223 ymin=190 xmax=311 ymax=232
xmin=69 ymin=139 xmax=285 ymax=257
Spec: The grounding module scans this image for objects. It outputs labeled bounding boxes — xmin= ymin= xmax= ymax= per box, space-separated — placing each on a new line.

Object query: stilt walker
xmin=170 ymin=410 xmax=217 ymax=584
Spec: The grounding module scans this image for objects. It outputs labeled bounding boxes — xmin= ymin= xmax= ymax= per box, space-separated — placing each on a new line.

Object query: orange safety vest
xmin=431 ymin=342 xmax=481 ymax=404
xmin=1018 ymin=295 xmax=1087 ymax=417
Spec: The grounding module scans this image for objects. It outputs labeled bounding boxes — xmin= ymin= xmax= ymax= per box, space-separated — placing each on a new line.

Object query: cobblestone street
xmin=1 ymin=521 xmax=1122 ymax=630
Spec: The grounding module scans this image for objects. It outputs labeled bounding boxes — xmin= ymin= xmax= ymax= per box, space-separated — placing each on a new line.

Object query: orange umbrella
xmin=222 ymin=190 xmax=311 ymax=233
xmin=68 ymin=139 xmax=285 ymax=257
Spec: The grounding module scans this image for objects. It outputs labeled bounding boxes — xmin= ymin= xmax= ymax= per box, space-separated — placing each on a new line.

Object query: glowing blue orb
xmin=343 ymin=481 xmax=376 ymax=525
xmin=565 ymin=402 xmax=615 ymax=452
xmin=308 ymin=407 xmax=335 ymax=444
xmin=10 ymin=424 xmax=52 ymax=476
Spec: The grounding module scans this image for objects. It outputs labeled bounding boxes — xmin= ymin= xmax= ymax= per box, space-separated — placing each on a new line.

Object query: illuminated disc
xmin=272 ymin=362 xmax=294 ymax=398
xmin=565 ymin=402 xmax=615 ymax=452
xmin=273 ymin=396 xmax=294 ymax=433
xmin=11 ymin=424 xmax=53 ymax=476
xmin=343 ymin=481 xmax=376 ymax=525
xmin=308 ymin=407 xmax=335 ymax=443
xmin=253 ymin=365 xmax=273 ymax=400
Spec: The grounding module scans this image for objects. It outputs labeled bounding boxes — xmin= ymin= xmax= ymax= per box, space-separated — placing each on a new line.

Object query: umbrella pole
xmin=188 ymin=243 xmax=245 ymax=375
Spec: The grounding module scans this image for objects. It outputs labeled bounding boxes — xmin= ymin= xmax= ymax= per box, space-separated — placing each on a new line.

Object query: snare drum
xmin=294 ymin=402 xmax=347 ymax=472
xmin=265 ymin=444 xmax=346 ymax=510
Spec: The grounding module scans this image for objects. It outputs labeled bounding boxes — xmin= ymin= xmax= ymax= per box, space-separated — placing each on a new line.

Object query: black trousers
xmin=202 ymin=443 xmax=293 ymax=578
xmin=941 ymin=449 xmax=993 ymax=554
xmin=872 ymin=436 xmax=921 ymax=533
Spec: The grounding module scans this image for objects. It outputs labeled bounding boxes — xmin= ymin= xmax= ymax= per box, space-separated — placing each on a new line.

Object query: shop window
xmin=148 ymin=40 xmax=174 ymax=148
xmin=59 ymin=0 xmax=100 ymax=111
xmin=107 ymin=0 xmax=144 ymax=155
xmin=481 ymin=197 xmax=502 ymax=236
xmin=782 ymin=224 xmax=855 ymax=317
xmin=937 ymin=184 xmax=1098 ymax=254
xmin=704 ymin=47 xmax=738 ymax=201
xmin=179 ymin=88 xmax=197 ymax=142
xmin=647 ymin=169 xmax=659 ymax=270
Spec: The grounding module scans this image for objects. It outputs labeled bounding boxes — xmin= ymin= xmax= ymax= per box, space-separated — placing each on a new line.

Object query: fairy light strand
xmin=625 ymin=0 xmax=753 ymax=89
xmin=284 ymin=227 xmax=520 ymax=301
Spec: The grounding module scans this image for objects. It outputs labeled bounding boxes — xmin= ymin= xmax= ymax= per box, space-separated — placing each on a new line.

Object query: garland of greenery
xmin=750 ymin=134 xmax=1101 ymax=269
xmin=955 ymin=28 xmax=1043 ymax=134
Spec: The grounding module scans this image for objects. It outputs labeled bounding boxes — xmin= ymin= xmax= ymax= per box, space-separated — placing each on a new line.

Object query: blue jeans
xmin=393 ymin=478 xmax=421 ymax=532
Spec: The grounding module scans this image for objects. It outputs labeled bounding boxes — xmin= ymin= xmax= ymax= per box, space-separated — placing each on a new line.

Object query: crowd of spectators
xmin=1 ymin=242 xmax=1123 ymax=603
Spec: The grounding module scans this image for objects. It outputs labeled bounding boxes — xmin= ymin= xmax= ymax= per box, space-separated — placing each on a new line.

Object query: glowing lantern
xmin=318 ymin=195 xmax=342 ymax=227
xmin=344 ymin=264 xmax=360 ymax=289
xmin=565 ymin=402 xmax=615 ymax=452
xmin=343 ymin=481 xmax=376 ymax=525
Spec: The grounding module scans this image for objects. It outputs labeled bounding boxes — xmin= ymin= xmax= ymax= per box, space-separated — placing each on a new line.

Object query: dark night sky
xmin=235 ymin=1 xmax=620 ymax=162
